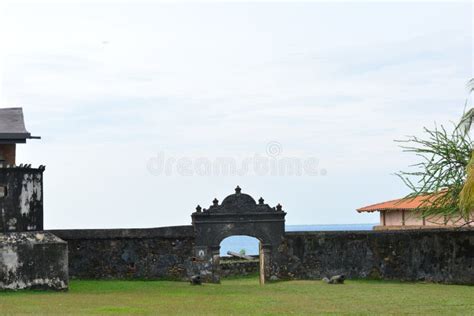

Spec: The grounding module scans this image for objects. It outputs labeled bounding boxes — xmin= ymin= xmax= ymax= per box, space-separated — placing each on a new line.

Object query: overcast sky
xmin=0 ymin=1 xmax=472 ymax=229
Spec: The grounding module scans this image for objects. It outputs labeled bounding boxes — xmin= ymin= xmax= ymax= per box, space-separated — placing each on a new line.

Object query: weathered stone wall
xmin=0 ymin=166 xmax=44 ymax=233
xmin=0 ymin=232 xmax=68 ymax=290
xmin=46 ymin=226 xmax=474 ymax=285
xmin=219 ymin=256 xmax=259 ymax=278
xmin=50 ymin=226 xmax=195 ymax=280
xmin=278 ymin=229 xmax=474 ymax=284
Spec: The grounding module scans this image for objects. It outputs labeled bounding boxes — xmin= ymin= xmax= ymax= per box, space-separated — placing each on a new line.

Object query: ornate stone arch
xmin=191 ymin=186 xmax=286 ymax=283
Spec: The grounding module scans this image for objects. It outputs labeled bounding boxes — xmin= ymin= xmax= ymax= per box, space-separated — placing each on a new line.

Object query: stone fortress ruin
xmin=0 ymin=108 xmax=67 ymax=290
xmin=0 ymin=108 xmax=473 ymax=290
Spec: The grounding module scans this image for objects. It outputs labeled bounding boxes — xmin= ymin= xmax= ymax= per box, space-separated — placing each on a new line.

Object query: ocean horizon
xmin=220 ymin=223 xmax=376 ymax=255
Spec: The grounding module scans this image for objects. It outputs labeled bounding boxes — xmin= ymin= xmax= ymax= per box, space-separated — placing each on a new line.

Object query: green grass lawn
xmin=0 ymin=276 xmax=473 ymax=315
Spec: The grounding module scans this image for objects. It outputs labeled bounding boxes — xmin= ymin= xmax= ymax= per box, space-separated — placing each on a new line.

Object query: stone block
xmin=0 ymin=232 xmax=68 ymax=290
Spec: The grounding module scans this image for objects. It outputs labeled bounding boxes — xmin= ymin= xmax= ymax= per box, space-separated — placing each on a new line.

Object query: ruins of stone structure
xmin=1 ymin=108 xmax=473 ymax=290
xmin=191 ymin=185 xmax=286 ymax=284
xmin=0 ymin=108 xmax=68 ymax=290
xmin=52 ymin=188 xmax=474 ymax=285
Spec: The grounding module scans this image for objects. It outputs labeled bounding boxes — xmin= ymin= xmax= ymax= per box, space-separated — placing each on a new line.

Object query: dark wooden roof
xmin=0 ymin=108 xmax=39 ymax=143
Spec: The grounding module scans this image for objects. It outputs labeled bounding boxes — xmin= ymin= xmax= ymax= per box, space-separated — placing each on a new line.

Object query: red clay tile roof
xmin=357 ymin=195 xmax=434 ymax=213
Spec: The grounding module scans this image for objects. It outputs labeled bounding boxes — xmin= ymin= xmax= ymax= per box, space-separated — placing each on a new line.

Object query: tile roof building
xmin=357 ymin=195 xmax=473 ymax=230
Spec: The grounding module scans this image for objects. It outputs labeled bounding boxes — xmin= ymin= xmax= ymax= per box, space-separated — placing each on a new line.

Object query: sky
xmin=0 ymin=1 xmax=472 ymax=229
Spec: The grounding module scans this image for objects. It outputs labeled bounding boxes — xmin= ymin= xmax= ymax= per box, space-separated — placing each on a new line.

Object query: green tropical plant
xmin=456 ymin=78 xmax=474 ymax=218
xmin=396 ymin=125 xmax=471 ymax=218
xmin=396 ymin=79 xmax=474 ymax=221
xmin=456 ymin=78 xmax=474 ymax=135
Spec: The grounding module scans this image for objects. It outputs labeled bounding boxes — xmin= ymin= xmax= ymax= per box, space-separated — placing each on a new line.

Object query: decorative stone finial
xmin=276 ymin=203 xmax=282 ymax=211
xmin=196 ymin=205 xmax=202 ymax=212
xmin=258 ymin=197 xmax=264 ymax=205
xmin=235 ymin=185 xmax=242 ymax=194
xmin=213 ymin=198 xmax=219 ymax=206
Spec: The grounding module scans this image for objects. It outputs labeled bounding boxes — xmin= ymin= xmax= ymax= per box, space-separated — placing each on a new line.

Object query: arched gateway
xmin=191 ymin=186 xmax=286 ymax=283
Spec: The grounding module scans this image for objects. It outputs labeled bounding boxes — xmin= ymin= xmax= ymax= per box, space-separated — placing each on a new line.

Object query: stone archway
xmin=191 ymin=186 xmax=286 ymax=283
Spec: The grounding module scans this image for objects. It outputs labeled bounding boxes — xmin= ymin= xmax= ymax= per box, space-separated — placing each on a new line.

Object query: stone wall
xmin=46 ymin=226 xmax=474 ymax=285
xmin=50 ymin=226 xmax=195 ymax=280
xmin=0 ymin=232 xmax=68 ymax=290
xmin=219 ymin=256 xmax=259 ymax=278
xmin=279 ymin=229 xmax=474 ymax=284
xmin=0 ymin=166 xmax=44 ymax=233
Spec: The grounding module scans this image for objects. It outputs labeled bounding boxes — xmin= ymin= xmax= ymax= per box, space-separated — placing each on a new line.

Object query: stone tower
xmin=0 ymin=108 xmax=43 ymax=233
xmin=0 ymin=108 xmax=68 ymax=290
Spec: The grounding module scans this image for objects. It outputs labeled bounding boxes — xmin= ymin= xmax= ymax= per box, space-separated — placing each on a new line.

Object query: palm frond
xmin=466 ymin=78 xmax=474 ymax=93
xmin=456 ymin=78 xmax=474 ymax=135
xmin=456 ymin=108 xmax=474 ymax=136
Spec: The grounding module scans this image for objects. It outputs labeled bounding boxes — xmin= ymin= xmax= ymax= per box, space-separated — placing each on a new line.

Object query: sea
xmin=220 ymin=224 xmax=376 ymax=255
